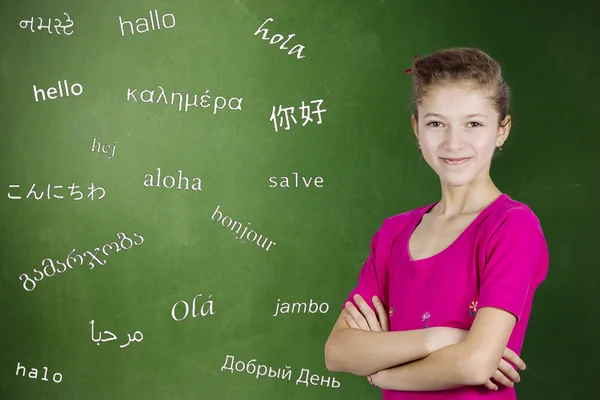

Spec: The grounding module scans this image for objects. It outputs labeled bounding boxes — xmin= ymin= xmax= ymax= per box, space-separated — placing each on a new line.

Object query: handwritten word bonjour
xmin=273 ymin=299 xmax=329 ymax=317
xmin=270 ymin=99 xmax=325 ymax=132
xmin=90 ymin=320 xmax=143 ymax=348
xmin=220 ymin=355 xmax=341 ymax=389
xmin=8 ymin=182 xmax=104 ymax=200
xmin=126 ymin=86 xmax=243 ymax=114
xmin=119 ymin=10 xmax=175 ymax=37
xmin=171 ymin=293 xmax=215 ymax=321
xmin=143 ymin=168 xmax=202 ymax=191
xmin=254 ymin=18 xmax=306 ymax=59
xmin=19 ymin=13 xmax=74 ymax=35
xmin=33 ymin=80 xmax=83 ymax=102
xmin=211 ymin=205 xmax=277 ymax=251
xmin=15 ymin=362 xmax=62 ymax=383
xmin=269 ymin=172 xmax=324 ymax=188
xmin=91 ymin=137 xmax=116 ymax=160
xmin=19 ymin=232 xmax=145 ymax=291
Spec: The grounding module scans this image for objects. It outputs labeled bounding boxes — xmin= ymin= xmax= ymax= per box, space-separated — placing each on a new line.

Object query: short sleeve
xmin=477 ymin=210 xmax=549 ymax=321
xmin=343 ymin=224 xmax=391 ymax=312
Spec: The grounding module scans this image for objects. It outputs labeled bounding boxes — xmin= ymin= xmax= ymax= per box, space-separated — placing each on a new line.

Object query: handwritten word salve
xmin=8 ymin=183 xmax=104 ymax=200
xmin=19 ymin=232 xmax=145 ymax=291
xmin=211 ymin=205 xmax=276 ymax=251
xmin=19 ymin=13 xmax=74 ymax=35
xmin=119 ymin=10 xmax=175 ymax=37
xmin=171 ymin=293 xmax=215 ymax=322
xmin=270 ymin=99 xmax=326 ymax=132
xmin=126 ymin=85 xmax=243 ymax=114
xmin=269 ymin=172 xmax=324 ymax=188
xmin=15 ymin=362 xmax=62 ymax=383
xmin=254 ymin=18 xmax=306 ymax=59
xmin=143 ymin=168 xmax=202 ymax=191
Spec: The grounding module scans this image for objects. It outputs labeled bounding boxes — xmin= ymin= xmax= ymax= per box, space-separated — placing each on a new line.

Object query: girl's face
xmin=411 ymin=82 xmax=510 ymax=188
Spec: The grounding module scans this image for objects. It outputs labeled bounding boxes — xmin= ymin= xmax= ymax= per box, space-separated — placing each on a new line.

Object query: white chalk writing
xmin=119 ymin=10 xmax=175 ymax=37
xmin=19 ymin=13 xmax=74 ymax=35
xmin=7 ymin=183 xmax=105 ymax=200
xmin=89 ymin=320 xmax=144 ymax=348
xmin=171 ymin=293 xmax=215 ymax=321
xmin=270 ymin=99 xmax=325 ymax=132
xmin=269 ymin=172 xmax=324 ymax=188
xmin=15 ymin=362 xmax=62 ymax=383
xmin=143 ymin=168 xmax=202 ymax=191
xmin=254 ymin=18 xmax=306 ymax=59
xmin=91 ymin=138 xmax=116 ymax=160
xmin=273 ymin=299 xmax=329 ymax=317
xmin=211 ymin=205 xmax=276 ymax=251
xmin=33 ymin=80 xmax=83 ymax=102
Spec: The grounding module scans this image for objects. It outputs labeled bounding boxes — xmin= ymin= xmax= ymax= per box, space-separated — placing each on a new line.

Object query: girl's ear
xmin=411 ymin=114 xmax=420 ymax=142
xmin=497 ymin=115 xmax=511 ymax=145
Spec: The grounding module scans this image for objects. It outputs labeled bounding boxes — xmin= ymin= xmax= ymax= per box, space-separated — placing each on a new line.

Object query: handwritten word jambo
xmin=19 ymin=232 xmax=145 ymax=291
xmin=19 ymin=13 xmax=74 ymax=35
xmin=270 ymin=99 xmax=326 ymax=132
xmin=272 ymin=299 xmax=330 ymax=317
xmin=126 ymin=86 xmax=243 ymax=114
xmin=220 ymin=355 xmax=341 ymax=389
xmin=89 ymin=320 xmax=144 ymax=349
xmin=7 ymin=183 xmax=105 ymax=200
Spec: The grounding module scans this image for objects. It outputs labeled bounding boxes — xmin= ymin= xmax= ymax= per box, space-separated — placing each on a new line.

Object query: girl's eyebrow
xmin=422 ymin=113 xmax=488 ymax=119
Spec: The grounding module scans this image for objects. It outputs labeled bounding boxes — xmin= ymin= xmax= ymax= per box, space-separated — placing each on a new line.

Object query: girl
xmin=324 ymin=47 xmax=549 ymax=399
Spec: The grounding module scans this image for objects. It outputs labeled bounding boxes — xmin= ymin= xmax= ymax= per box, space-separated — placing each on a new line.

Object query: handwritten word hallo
xmin=119 ymin=10 xmax=175 ymax=36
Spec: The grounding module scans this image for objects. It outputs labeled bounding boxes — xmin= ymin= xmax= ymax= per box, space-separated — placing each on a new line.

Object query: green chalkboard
xmin=1 ymin=0 xmax=599 ymax=399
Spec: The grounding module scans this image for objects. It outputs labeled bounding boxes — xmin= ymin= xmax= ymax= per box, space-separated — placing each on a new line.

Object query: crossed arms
xmin=324 ymin=294 xmax=526 ymax=392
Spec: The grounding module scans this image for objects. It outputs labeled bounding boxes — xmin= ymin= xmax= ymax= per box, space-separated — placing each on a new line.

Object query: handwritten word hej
xmin=119 ymin=10 xmax=175 ymax=37
xmin=91 ymin=137 xmax=116 ymax=160
xmin=211 ymin=205 xmax=277 ymax=251
xmin=8 ymin=182 xmax=104 ymax=200
xmin=254 ymin=18 xmax=306 ymax=59
xmin=15 ymin=362 xmax=62 ymax=383
xmin=33 ymin=80 xmax=83 ymax=102
xmin=143 ymin=168 xmax=202 ymax=191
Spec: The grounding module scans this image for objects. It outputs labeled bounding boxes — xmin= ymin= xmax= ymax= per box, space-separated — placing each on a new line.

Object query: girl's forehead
xmin=420 ymin=84 xmax=496 ymax=114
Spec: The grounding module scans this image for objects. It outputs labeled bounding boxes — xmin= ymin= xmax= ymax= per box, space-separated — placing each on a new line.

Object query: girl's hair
xmin=410 ymin=47 xmax=510 ymax=126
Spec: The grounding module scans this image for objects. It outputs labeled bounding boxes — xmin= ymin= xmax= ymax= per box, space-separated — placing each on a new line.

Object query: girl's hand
xmin=344 ymin=294 xmax=389 ymax=332
xmin=483 ymin=348 xmax=526 ymax=391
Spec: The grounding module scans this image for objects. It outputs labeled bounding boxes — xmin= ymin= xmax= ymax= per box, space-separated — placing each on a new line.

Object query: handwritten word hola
xmin=270 ymin=99 xmax=326 ymax=132
xmin=19 ymin=13 xmax=74 ymax=35
xmin=254 ymin=18 xmax=306 ymax=59
xmin=8 ymin=182 xmax=104 ymax=200
xmin=89 ymin=320 xmax=143 ymax=348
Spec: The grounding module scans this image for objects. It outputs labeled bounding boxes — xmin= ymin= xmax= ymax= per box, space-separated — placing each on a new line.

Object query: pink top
xmin=345 ymin=194 xmax=549 ymax=399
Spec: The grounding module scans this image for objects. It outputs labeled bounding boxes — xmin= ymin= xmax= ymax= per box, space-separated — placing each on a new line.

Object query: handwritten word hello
xmin=33 ymin=80 xmax=83 ymax=102
xmin=19 ymin=13 xmax=74 ymax=35
xmin=19 ymin=232 xmax=145 ymax=291
xmin=90 ymin=320 xmax=144 ymax=349
xmin=269 ymin=172 xmax=324 ymax=188
xmin=143 ymin=168 xmax=202 ymax=191
xmin=220 ymin=355 xmax=341 ymax=388
xmin=7 ymin=182 xmax=105 ymax=201
xmin=119 ymin=10 xmax=175 ymax=37
xmin=126 ymin=85 xmax=243 ymax=114
xmin=211 ymin=205 xmax=276 ymax=251
xmin=254 ymin=18 xmax=306 ymax=59
xmin=171 ymin=293 xmax=215 ymax=322
xmin=270 ymin=99 xmax=326 ymax=132
xmin=15 ymin=362 xmax=62 ymax=383
xmin=91 ymin=137 xmax=116 ymax=160
xmin=273 ymin=299 xmax=329 ymax=317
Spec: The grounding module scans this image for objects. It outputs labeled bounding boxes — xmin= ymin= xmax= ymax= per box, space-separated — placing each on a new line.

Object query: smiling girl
xmin=324 ymin=48 xmax=549 ymax=399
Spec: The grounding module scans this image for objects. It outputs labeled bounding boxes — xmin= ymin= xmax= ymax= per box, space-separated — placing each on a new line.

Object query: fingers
xmin=497 ymin=359 xmax=521 ymax=384
xmin=372 ymin=296 xmax=390 ymax=332
xmin=345 ymin=314 xmax=360 ymax=329
xmin=490 ymin=368 xmax=515 ymax=389
xmin=353 ymin=294 xmax=382 ymax=331
xmin=503 ymin=347 xmax=527 ymax=370
xmin=344 ymin=301 xmax=370 ymax=330
xmin=483 ymin=379 xmax=498 ymax=391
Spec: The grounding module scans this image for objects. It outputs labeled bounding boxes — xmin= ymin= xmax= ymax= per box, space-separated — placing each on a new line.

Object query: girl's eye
xmin=467 ymin=121 xmax=483 ymax=127
xmin=426 ymin=121 xmax=442 ymax=127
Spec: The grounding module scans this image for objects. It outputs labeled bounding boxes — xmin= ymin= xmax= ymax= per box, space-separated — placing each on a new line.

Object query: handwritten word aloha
xmin=19 ymin=13 xmax=74 ymax=35
xmin=270 ymin=99 xmax=326 ymax=132
xmin=221 ymin=355 xmax=341 ymax=388
xmin=19 ymin=232 xmax=145 ymax=291
xmin=126 ymin=85 xmax=243 ymax=114
xmin=7 ymin=183 xmax=105 ymax=201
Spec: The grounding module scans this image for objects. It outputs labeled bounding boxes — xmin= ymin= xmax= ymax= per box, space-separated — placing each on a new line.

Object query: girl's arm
xmin=324 ymin=295 xmax=466 ymax=376
xmin=371 ymin=307 xmax=522 ymax=391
